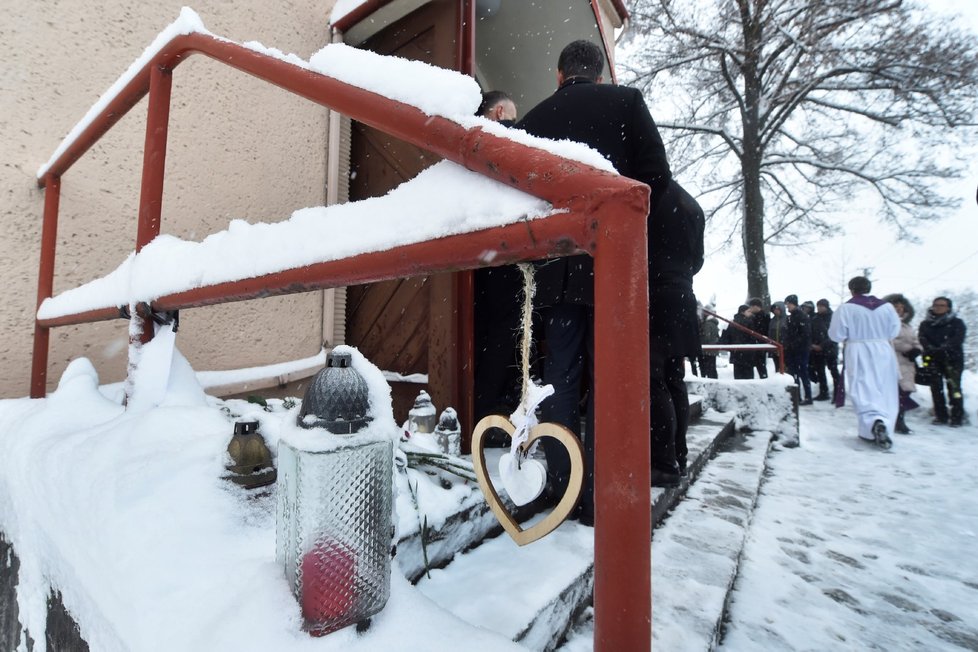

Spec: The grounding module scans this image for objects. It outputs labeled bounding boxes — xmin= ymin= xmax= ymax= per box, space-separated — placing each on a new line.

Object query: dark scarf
xmin=925 ymin=309 xmax=957 ymax=326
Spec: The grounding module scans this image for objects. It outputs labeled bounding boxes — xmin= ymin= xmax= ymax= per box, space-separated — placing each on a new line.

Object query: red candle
xmin=300 ymin=536 xmax=358 ymax=636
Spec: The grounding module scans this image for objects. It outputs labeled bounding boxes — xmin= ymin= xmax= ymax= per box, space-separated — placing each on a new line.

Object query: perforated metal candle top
xmin=297 ymin=351 xmax=372 ymax=433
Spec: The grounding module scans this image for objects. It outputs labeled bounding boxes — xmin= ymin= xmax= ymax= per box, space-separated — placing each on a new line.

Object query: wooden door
xmin=345 ymin=0 xmax=463 ymax=426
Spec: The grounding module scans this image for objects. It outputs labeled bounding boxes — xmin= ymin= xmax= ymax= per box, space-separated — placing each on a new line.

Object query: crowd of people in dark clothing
xmin=694 ymin=294 xmax=969 ymax=428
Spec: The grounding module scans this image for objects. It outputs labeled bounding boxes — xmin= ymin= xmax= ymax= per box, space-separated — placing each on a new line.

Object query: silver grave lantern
xmin=277 ymin=350 xmax=393 ymax=636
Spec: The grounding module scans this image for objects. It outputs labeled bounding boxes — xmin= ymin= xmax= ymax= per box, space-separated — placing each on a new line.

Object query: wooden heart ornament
xmin=471 ymin=415 xmax=584 ymax=546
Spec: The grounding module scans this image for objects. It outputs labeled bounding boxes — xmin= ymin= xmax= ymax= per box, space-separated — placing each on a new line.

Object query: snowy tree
xmin=620 ymin=0 xmax=978 ymax=303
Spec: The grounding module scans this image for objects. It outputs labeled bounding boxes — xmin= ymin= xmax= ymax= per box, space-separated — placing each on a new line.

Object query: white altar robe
xmin=828 ymin=298 xmax=901 ymax=440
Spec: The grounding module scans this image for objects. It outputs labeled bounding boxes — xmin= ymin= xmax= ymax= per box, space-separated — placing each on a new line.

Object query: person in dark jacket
xmin=784 ymin=294 xmax=813 ymax=404
xmin=518 ymin=40 xmax=703 ymax=508
xmin=748 ymin=298 xmax=770 ymax=378
xmin=768 ymin=301 xmax=787 ymax=369
xmin=698 ymin=304 xmax=720 ymax=379
xmin=474 ymin=91 xmax=523 ymax=429
xmin=810 ymin=298 xmax=840 ymax=401
xmin=918 ymin=296 xmax=968 ymax=426
xmin=721 ymin=305 xmax=756 ymax=379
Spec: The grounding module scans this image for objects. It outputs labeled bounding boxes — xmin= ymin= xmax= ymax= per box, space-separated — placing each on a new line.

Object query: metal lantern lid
xmin=225 ymin=420 xmax=276 ymax=489
xmin=297 ymin=351 xmax=372 ymax=433
xmin=435 ymin=407 xmax=459 ymax=433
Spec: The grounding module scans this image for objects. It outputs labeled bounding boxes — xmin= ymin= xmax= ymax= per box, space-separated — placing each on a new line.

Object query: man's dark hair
xmin=557 ymin=40 xmax=604 ymax=81
xmin=848 ymin=276 xmax=872 ymax=295
xmin=748 ymin=297 xmax=763 ymax=307
xmin=934 ymin=295 xmax=953 ymax=310
xmin=477 ymin=90 xmax=512 ymax=117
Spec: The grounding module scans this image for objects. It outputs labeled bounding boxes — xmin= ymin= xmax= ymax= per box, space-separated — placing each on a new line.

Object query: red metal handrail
xmin=31 ymin=29 xmax=652 ymax=651
xmin=702 ymin=308 xmax=785 ymax=374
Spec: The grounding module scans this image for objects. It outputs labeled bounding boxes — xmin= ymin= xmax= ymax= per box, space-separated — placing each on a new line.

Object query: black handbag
xmin=914 ymin=361 xmax=938 ymax=386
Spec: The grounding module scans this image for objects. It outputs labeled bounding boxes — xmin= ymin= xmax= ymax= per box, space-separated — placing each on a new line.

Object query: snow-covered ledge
xmin=685 ymin=375 xmax=799 ymax=442
xmin=36 ymin=8 xmax=619 ymax=324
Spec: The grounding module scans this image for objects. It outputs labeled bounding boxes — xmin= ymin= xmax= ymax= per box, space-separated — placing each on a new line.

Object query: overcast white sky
xmin=689 ymin=0 xmax=978 ymax=315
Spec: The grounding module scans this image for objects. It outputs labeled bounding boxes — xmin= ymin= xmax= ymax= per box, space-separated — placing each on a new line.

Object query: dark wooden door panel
xmin=345 ymin=0 xmax=462 ymax=425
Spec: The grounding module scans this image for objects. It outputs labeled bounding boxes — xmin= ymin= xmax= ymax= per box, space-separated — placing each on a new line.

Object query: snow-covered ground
xmin=719 ymin=372 xmax=978 ymax=651
xmin=1 ymin=347 xmax=975 ymax=651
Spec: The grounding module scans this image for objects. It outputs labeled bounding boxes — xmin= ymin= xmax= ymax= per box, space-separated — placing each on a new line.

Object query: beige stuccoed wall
xmin=0 ymin=1 xmax=337 ymax=398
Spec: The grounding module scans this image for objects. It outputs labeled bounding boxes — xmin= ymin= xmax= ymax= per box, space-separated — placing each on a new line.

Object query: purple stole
xmin=847 ymin=294 xmax=887 ymax=310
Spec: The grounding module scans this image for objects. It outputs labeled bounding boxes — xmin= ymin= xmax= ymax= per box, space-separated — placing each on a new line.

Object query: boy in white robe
xmin=828 ymin=276 xmax=901 ymax=449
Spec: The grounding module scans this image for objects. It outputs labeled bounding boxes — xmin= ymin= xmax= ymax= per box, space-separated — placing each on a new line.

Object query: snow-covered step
xmin=558 ymin=429 xmax=775 ymax=651
xmin=414 ymin=407 xmax=737 ymax=651
xmin=651 ymin=429 xmax=774 ymax=650
xmin=416 ymin=521 xmax=594 ymax=652
xmin=653 ymin=410 xmax=737 ymax=526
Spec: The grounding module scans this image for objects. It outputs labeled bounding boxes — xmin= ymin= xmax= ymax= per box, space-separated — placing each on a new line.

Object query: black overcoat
xmin=517 ymin=78 xmax=704 ymax=357
xmin=517 ymin=78 xmax=671 ymax=307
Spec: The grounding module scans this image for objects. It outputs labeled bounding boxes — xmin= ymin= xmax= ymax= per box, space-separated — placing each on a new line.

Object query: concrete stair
xmin=402 ymin=394 xmax=775 ymax=650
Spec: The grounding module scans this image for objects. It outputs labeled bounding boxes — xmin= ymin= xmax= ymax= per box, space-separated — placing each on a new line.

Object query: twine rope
xmin=517 ymin=262 xmax=535 ymax=410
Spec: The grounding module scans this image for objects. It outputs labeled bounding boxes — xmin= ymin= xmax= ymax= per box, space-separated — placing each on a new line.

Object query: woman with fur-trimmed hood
xmin=884 ymin=293 xmax=921 ymax=434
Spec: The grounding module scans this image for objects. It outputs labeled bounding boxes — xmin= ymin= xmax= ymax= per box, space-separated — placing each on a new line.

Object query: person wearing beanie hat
xmin=801 ymin=300 xmax=815 ymax=315
xmin=918 ymin=295 xmax=968 ymax=426
xmin=810 ymin=299 xmax=840 ymax=402
xmin=828 ymin=276 xmax=901 ymax=449
xmin=783 ymin=294 xmax=814 ymax=405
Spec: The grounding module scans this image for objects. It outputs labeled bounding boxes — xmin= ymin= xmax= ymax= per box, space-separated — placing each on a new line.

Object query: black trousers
xmin=930 ymin=364 xmax=965 ymax=423
xmin=733 ymin=362 xmax=754 ymax=379
xmin=650 ymin=347 xmax=689 ymax=475
xmin=698 ymin=355 xmax=718 ymax=378
xmin=810 ymin=351 xmax=840 ymax=396
xmin=539 ymin=304 xmax=595 ymax=515
xmin=753 ymin=353 xmax=768 ymax=379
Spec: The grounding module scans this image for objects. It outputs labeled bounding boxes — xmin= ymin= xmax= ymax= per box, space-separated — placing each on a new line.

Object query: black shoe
xmin=651 ymin=469 xmax=681 ymax=488
xmin=571 ymin=503 xmax=594 ymax=526
xmin=813 ymin=393 xmax=830 ymax=401
xmin=872 ymin=420 xmax=892 ymax=450
xmin=894 ymin=412 xmax=911 ymax=434
xmin=677 ymin=458 xmax=688 ymax=477
xmin=932 ymin=418 xmax=949 ymax=426
xmin=950 ymin=420 xmax=963 ymax=428
xmin=799 ymin=399 xmax=813 ymax=406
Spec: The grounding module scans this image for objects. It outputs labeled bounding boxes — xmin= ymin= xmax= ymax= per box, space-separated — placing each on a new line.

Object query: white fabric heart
xmin=499 ymin=453 xmax=547 ymax=506
xmin=498 ymin=382 xmax=554 ymax=506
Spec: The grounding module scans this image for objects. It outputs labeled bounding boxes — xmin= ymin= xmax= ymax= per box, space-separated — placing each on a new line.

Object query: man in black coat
xmin=720 ymin=305 xmax=757 ymax=379
xmin=918 ymin=296 xmax=968 ymax=426
xmin=784 ymin=294 xmax=814 ymax=405
xmin=518 ymin=41 xmax=704 ymax=517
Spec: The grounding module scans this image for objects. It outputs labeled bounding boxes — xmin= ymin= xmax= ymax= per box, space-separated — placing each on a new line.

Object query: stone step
xmin=560 ymin=428 xmax=775 ymax=650
xmin=413 ymin=405 xmax=738 ymax=651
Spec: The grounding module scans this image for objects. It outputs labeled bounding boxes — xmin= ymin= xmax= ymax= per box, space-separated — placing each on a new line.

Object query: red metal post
xmin=457 ymin=0 xmax=477 ymax=440
xmin=133 ymin=64 xmax=173 ymax=344
xmin=591 ymin=191 xmax=652 ymax=652
xmin=30 ymin=175 xmax=62 ymax=398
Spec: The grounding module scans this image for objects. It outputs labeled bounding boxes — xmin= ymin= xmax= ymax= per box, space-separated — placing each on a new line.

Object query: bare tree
xmin=621 ymin=0 xmax=978 ymax=303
